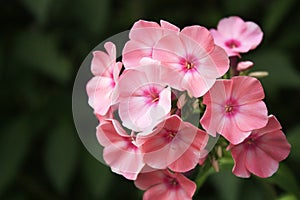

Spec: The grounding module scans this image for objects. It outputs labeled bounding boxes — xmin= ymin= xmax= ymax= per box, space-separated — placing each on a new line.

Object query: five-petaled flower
xmin=137 ymin=115 xmax=209 ymax=172
xmin=152 ymin=25 xmax=229 ymax=97
xmin=210 ymin=16 xmax=263 ymax=57
xmin=135 ymin=169 xmax=196 ymax=200
xmin=96 ymin=119 xmax=145 ymax=180
xmin=86 ymin=42 xmax=122 ymax=116
xmin=122 ymin=20 xmax=179 ymax=68
xmin=200 ymin=76 xmax=268 ymax=144
xmin=227 ymin=115 xmax=291 ymax=178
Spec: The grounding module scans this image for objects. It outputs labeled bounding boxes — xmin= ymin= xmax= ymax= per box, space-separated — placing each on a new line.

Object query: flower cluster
xmin=86 ymin=16 xmax=291 ymax=200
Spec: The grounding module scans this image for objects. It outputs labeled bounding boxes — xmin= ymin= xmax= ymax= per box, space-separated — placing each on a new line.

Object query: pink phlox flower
xmin=96 ymin=119 xmax=144 ymax=180
xmin=116 ymin=63 xmax=171 ymax=132
xmin=135 ymin=169 xmax=196 ymax=200
xmin=137 ymin=115 xmax=209 ymax=172
xmin=210 ymin=16 xmax=263 ymax=57
xmin=227 ymin=115 xmax=291 ymax=178
xmin=122 ymin=19 xmax=179 ymax=68
xmin=200 ymin=76 xmax=268 ymax=144
xmin=86 ymin=42 xmax=122 ymax=116
xmin=152 ymin=25 xmax=229 ymax=97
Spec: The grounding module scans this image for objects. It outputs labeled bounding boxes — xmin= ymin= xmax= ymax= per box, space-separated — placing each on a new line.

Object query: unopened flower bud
xmin=211 ymin=157 xmax=220 ymax=172
xmin=177 ymin=93 xmax=187 ymax=109
xmin=216 ymin=146 xmax=223 ymax=158
xmin=237 ymin=61 xmax=254 ymax=71
xmin=248 ymin=71 xmax=269 ymax=78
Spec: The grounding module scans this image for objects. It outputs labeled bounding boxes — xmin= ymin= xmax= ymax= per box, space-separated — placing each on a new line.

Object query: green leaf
xmin=12 ymin=31 xmax=71 ymax=84
xmin=263 ymin=0 xmax=297 ymax=35
xmin=21 ymin=0 xmax=52 ymax=24
xmin=265 ymin=164 xmax=300 ymax=198
xmin=44 ymin=121 xmax=78 ymax=193
xmin=250 ymin=50 xmax=300 ymax=97
xmin=82 ymin=153 xmax=113 ymax=198
xmin=0 ymin=116 xmax=32 ymax=195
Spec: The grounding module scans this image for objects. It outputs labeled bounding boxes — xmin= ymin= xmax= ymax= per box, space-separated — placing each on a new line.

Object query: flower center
xmin=151 ymin=93 xmax=159 ymax=103
xmin=225 ymin=39 xmax=241 ymax=49
xmin=185 ymin=61 xmax=194 ymax=70
xmin=170 ymin=178 xmax=178 ymax=186
xmin=225 ymin=105 xmax=233 ymax=113
xmin=247 ymin=138 xmax=255 ymax=144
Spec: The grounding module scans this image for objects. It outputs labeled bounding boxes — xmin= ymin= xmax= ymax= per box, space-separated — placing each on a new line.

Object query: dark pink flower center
xmin=126 ymin=136 xmax=138 ymax=151
xmin=164 ymin=176 xmax=180 ymax=189
xmin=163 ymin=128 xmax=178 ymax=142
xmin=179 ymin=56 xmax=198 ymax=73
xmin=225 ymin=39 xmax=241 ymax=49
xmin=224 ymin=99 xmax=239 ymax=116
xmin=143 ymin=87 xmax=160 ymax=104
xmin=225 ymin=105 xmax=233 ymax=113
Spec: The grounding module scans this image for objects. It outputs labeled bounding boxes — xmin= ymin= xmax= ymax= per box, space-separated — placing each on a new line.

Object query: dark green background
xmin=1 ymin=0 xmax=300 ymax=199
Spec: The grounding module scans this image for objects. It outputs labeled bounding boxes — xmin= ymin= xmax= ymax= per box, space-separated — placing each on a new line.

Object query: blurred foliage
xmin=0 ymin=0 xmax=300 ymax=199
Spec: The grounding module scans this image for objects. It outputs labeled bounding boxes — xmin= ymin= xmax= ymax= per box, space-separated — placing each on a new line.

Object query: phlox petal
xmin=181 ymin=25 xmax=215 ymax=54
xmin=245 ymin=145 xmax=279 ymax=178
xmin=234 ymin=101 xmax=268 ymax=132
xmin=86 ymin=76 xmax=114 ymax=115
xmin=231 ymin=144 xmax=251 ymax=178
xmin=231 ymin=76 xmax=265 ymax=105
xmin=221 ymin=116 xmax=251 ymax=145
xmin=96 ymin=120 xmax=144 ymax=180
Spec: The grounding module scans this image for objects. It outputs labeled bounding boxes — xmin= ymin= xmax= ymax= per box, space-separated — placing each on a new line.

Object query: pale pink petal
xmin=231 ymin=76 xmax=265 ymax=105
xmin=181 ymin=25 xmax=215 ymax=53
xmin=200 ymin=102 xmax=225 ymax=137
xmin=122 ymin=41 xmax=153 ymax=68
xmin=116 ymin=69 xmax=148 ymax=98
xmin=132 ymin=19 xmax=160 ymax=29
xmin=91 ymin=51 xmax=112 ymax=76
xmin=234 ymin=101 xmax=268 ymax=132
xmin=104 ymin=41 xmax=116 ymax=61
xmin=168 ymin=129 xmax=208 ymax=172
xmin=104 ymin=145 xmax=144 ymax=180
xmin=230 ymin=144 xmax=251 ymax=178
xmin=119 ymin=96 xmax=154 ymax=131
xmin=96 ymin=120 xmax=144 ymax=180
xmin=86 ymin=76 xmax=114 ymax=115
xmin=181 ymin=71 xmax=216 ymax=98
xmin=160 ymin=20 xmax=180 ymax=32
xmin=202 ymin=79 xmax=232 ymax=105
xmin=217 ymin=16 xmax=246 ymax=38
xmin=196 ymin=45 xmax=229 ymax=79
xmin=245 ymin=145 xmax=279 ymax=178
xmin=238 ymin=21 xmax=263 ymax=50
xmin=221 ymin=116 xmax=251 ymax=145
xmin=153 ymin=34 xmax=187 ymax=62
xmin=129 ymin=20 xmax=162 ymax=43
